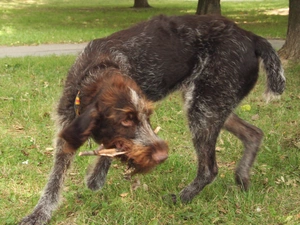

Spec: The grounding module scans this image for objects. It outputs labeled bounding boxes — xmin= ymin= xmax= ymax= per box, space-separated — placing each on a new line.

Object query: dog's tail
xmin=254 ymin=36 xmax=286 ymax=102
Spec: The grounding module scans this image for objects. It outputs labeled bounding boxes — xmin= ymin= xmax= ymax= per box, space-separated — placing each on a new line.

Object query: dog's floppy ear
xmin=59 ymin=107 xmax=98 ymax=151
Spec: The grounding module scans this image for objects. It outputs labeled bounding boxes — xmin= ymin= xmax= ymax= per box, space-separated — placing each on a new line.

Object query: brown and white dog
xmin=20 ymin=14 xmax=285 ymax=224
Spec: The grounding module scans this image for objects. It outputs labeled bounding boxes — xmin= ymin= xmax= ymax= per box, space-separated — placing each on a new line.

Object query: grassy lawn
xmin=1 ymin=56 xmax=299 ymax=224
xmin=0 ymin=0 xmax=288 ymax=46
xmin=1 ymin=0 xmax=299 ymax=224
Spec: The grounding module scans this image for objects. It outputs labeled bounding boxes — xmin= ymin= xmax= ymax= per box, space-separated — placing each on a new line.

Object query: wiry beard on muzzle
xmin=79 ymin=130 xmax=168 ymax=175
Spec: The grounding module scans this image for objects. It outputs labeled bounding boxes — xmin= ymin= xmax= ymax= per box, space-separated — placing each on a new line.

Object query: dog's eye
xmin=121 ymin=119 xmax=134 ymax=127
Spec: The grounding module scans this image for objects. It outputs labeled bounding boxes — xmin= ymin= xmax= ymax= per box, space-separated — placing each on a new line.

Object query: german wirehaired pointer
xmin=20 ymin=14 xmax=285 ymax=224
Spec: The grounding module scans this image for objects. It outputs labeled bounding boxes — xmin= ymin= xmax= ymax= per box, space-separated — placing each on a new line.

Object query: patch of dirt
xmin=264 ymin=8 xmax=289 ymax=15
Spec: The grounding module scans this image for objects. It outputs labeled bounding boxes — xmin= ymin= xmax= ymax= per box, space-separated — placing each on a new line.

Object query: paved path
xmin=0 ymin=43 xmax=88 ymax=58
xmin=0 ymin=40 xmax=285 ymax=58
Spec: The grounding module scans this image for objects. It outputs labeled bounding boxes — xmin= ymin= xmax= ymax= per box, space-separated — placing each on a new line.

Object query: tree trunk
xmin=278 ymin=0 xmax=300 ymax=61
xmin=133 ymin=0 xmax=151 ymax=8
xmin=196 ymin=0 xmax=221 ymax=15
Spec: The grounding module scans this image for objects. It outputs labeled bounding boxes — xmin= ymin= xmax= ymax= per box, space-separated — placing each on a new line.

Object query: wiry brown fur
xmin=103 ymin=137 xmax=168 ymax=174
xmin=20 ymin=14 xmax=285 ymax=225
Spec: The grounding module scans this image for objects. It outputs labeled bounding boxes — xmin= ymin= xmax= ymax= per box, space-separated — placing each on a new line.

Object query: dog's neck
xmin=77 ymin=67 xmax=145 ymax=115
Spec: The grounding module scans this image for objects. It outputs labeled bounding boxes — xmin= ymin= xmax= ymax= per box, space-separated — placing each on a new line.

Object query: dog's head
xmin=60 ymin=69 xmax=168 ymax=173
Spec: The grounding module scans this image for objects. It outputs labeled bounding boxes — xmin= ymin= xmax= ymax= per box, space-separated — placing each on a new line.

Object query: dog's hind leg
xmin=223 ymin=113 xmax=263 ymax=190
xmin=20 ymin=138 xmax=75 ymax=225
xmin=86 ymin=156 xmax=112 ymax=191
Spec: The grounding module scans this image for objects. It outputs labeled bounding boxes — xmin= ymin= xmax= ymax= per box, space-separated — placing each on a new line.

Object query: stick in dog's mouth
xmin=78 ymin=126 xmax=161 ymax=158
xmin=78 ymin=126 xmax=167 ymax=175
xmin=78 ymin=145 xmax=126 ymax=157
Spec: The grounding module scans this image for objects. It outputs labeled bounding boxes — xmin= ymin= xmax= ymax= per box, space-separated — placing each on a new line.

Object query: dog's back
xmin=77 ymin=15 xmax=284 ymax=103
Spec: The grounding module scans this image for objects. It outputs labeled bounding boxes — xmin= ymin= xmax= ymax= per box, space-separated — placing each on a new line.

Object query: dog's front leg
xmin=86 ymin=156 xmax=112 ymax=191
xmin=179 ymin=128 xmax=219 ymax=203
xmin=20 ymin=138 xmax=75 ymax=225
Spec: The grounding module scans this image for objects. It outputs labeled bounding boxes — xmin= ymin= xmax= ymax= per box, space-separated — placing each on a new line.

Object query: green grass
xmin=0 ymin=55 xmax=299 ymax=224
xmin=0 ymin=0 xmax=288 ymax=46
xmin=1 ymin=0 xmax=299 ymax=224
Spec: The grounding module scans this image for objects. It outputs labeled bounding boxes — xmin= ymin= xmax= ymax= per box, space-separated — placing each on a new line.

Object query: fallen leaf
xmin=216 ymin=146 xmax=224 ymax=152
xmin=22 ymin=160 xmax=29 ymax=165
xmin=143 ymin=183 xmax=149 ymax=191
xmin=241 ymin=104 xmax=251 ymax=111
xmin=120 ymin=192 xmax=129 ymax=198
xmin=112 ymin=164 xmax=121 ymax=169
xmin=154 ymin=126 xmax=161 ymax=134
xmin=21 ymin=150 xmax=29 ymax=156
xmin=284 ymin=215 xmax=293 ymax=222
xmin=256 ymin=207 xmax=262 ymax=213
xmin=251 ymin=114 xmax=260 ymax=121
xmin=0 ymin=97 xmax=14 ymax=100
xmin=13 ymin=124 xmax=24 ymax=130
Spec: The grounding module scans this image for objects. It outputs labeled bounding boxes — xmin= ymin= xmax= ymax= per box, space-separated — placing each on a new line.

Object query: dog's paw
xmin=235 ymin=173 xmax=250 ymax=191
xmin=85 ymin=157 xmax=111 ymax=191
xmin=85 ymin=174 xmax=105 ymax=191
xmin=86 ymin=179 xmax=103 ymax=191
xmin=162 ymin=193 xmax=177 ymax=205
xmin=19 ymin=211 xmax=50 ymax=225
xmin=179 ymin=186 xmax=198 ymax=204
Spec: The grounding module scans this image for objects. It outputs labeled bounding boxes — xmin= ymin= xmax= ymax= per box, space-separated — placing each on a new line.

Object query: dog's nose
xmin=152 ymin=140 xmax=169 ymax=163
